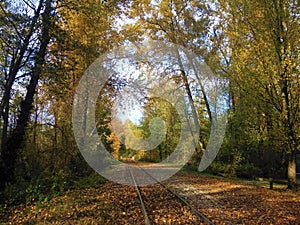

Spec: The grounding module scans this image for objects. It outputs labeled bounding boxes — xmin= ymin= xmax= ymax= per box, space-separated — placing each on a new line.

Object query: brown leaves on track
xmin=140 ymin=184 xmax=205 ymax=224
xmin=1 ymin=171 xmax=300 ymax=224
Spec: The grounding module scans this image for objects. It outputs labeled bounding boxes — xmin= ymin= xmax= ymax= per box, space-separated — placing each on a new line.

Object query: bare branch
xmin=21 ymin=0 xmax=37 ymax=12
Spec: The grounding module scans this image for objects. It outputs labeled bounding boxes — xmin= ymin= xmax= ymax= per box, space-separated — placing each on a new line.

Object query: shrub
xmin=236 ymin=163 xmax=262 ymax=179
xmin=207 ymin=161 xmax=231 ymax=175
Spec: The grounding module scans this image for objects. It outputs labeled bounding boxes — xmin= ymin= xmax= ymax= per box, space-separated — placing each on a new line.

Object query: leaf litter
xmin=1 ymin=171 xmax=300 ymax=224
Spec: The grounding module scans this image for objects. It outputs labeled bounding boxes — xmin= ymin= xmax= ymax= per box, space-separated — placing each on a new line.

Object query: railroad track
xmin=166 ymin=172 xmax=234 ymax=225
xmin=128 ymin=165 xmax=215 ymax=225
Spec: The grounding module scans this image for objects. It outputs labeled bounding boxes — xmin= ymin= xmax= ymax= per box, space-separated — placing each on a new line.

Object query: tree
xmin=141 ymin=97 xmax=181 ymax=162
xmin=0 ymin=0 xmax=54 ymax=190
xmin=126 ymin=0 xmax=215 ymax=158
xmin=40 ymin=0 xmax=128 ymax=174
xmin=0 ymin=0 xmax=44 ymax=157
xmin=215 ymin=0 xmax=300 ymax=190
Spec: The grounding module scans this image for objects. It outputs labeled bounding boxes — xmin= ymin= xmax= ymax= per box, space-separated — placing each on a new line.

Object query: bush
xmin=1 ymin=171 xmax=67 ymax=205
xmin=236 ymin=163 xmax=262 ymax=179
xmin=71 ymin=172 xmax=106 ymax=189
xmin=1 ymin=169 xmax=106 ymax=206
xmin=1 ymin=182 xmax=27 ymax=205
xmin=207 ymin=161 xmax=231 ymax=175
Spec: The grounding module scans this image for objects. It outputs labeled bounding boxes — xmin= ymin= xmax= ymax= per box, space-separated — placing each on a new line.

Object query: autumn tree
xmin=139 ymin=97 xmax=181 ymax=162
xmin=0 ymin=0 xmax=128 ymax=194
xmin=214 ymin=0 xmax=300 ymax=189
xmin=0 ymin=0 xmax=54 ymax=190
xmin=125 ymin=0 xmax=217 ymax=159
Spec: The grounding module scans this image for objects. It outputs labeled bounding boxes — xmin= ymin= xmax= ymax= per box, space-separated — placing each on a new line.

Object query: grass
xmin=180 ymin=166 xmax=292 ymax=191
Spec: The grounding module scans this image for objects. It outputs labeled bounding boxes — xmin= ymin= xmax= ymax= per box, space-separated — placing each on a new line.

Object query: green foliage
xmin=1 ymin=170 xmax=106 ymax=206
xmin=236 ymin=163 xmax=263 ymax=179
xmin=1 ymin=182 xmax=27 ymax=206
xmin=71 ymin=173 xmax=107 ymax=189
xmin=207 ymin=161 xmax=231 ymax=175
xmin=1 ymin=173 xmax=65 ymax=205
xmin=215 ymin=0 xmax=300 ymax=188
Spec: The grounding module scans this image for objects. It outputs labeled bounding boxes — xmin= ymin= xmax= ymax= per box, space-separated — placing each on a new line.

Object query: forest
xmin=0 ymin=0 xmax=299 ymax=215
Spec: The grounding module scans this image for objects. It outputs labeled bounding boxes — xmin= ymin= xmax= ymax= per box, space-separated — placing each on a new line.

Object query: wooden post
xmin=269 ymin=178 xmax=273 ymax=190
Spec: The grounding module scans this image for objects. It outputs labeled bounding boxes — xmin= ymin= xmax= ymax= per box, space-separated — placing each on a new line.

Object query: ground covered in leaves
xmin=167 ymin=172 xmax=300 ymax=224
xmin=1 ymin=171 xmax=300 ymax=224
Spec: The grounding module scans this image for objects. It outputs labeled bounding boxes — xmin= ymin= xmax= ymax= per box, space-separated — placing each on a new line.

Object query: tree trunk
xmin=0 ymin=102 xmax=9 ymax=155
xmin=0 ymin=0 xmax=44 ymax=120
xmin=271 ymin=0 xmax=298 ymax=191
xmin=0 ymin=0 xmax=44 ymax=189
xmin=287 ymin=149 xmax=297 ymax=192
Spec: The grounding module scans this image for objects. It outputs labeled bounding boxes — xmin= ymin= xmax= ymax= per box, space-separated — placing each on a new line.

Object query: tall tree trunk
xmin=1 ymin=102 xmax=9 ymax=154
xmin=174 ymin=47 xmax=208 ymax=160
xmin=0 ymin=0 xmax=44 ymax=174
xmin=272 ymin=0 xmax=298 ymax=191
xmin=0 ymin=0 xmax=44 ymax=119
xmin=287 ymin=149 xmax=297 ymax=191
xmin=0 ymin=0 xmax=52 ymax=190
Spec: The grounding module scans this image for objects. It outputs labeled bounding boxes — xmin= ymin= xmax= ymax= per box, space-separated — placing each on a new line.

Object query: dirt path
xmin=1 ymin=171 xmax=300 ymax=224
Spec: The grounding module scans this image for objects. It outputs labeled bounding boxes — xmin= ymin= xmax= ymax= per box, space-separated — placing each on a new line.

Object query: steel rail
xmin=138 ymin=165 xmax=215 ymax=225
xmin=129 ymin=167 xmax=151 ymax=225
